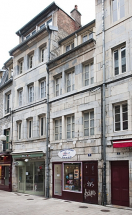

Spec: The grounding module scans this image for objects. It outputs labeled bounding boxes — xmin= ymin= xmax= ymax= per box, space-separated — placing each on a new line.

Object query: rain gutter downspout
xmin=102 ymin=0 xmax=107 ymax=206
xmin=46 ymin=27 xmax=51 ymax=199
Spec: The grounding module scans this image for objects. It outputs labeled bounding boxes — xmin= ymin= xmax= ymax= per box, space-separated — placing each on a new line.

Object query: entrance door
xmin=111 ymin=161 xmax=129 ymax=207
xmin=83 ymin=161 xmax=98 ymax=204
xmin=18 ymin=167 xmax=24 ymax=192
xmin=54 ymin=164 xmax=62 ymax=197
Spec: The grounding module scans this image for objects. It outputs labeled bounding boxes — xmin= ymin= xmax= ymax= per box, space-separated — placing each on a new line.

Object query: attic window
xmin=40 ymin=23 xmax=45 ymax=29
xmin=47 ymin=18 xmax=52 ymax=26
xmin=26 ymin=34 xmax=30 ymax=39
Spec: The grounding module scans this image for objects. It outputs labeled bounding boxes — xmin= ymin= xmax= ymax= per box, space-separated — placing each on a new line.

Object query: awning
xmin=11 ymin=150 xmax=45 ymax=158
xmin=113 ymin=139 xmax=132 ymax=148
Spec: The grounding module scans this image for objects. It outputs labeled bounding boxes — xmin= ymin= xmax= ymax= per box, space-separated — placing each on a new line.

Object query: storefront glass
xmin=54 ymin=164 xmax=62 ymax=196
xmin=63 ymin=163 xmax=82 ymax=192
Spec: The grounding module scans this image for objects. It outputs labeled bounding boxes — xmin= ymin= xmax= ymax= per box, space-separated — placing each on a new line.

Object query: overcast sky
xmin=0 ymin=0 xmax=95 ymax=68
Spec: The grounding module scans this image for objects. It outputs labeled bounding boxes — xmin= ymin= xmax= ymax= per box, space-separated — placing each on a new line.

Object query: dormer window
xmin=32 ymin=30 xmax=36 ymax=35
xmin=26 ymin=34 xmax=30 ymax=39
xmin=47 ymin=18 xmax=52 ymax=26
xmin=66 ymin=43 xmax=74 ymax=52
xmin=40 ymin=23 xmax=45 ymax=30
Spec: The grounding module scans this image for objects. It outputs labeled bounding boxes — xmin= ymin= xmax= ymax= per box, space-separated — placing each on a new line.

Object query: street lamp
xmin=45 ymin=24 xmax=58 ymax=199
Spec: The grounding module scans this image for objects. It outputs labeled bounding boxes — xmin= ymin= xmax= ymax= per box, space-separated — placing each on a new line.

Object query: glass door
xmin=5 ymin=166 xmax=9 ymax=186
xmin=54 ymin=164 xmax=62 ymax=196
xmin=26 ymin=162 xmax=33 ymax=192
xmin=18 ymin=167 xmax=24 ymax=192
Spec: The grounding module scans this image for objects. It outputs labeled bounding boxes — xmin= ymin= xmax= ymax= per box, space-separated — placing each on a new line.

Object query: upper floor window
xmin=84 ymin=110 xmax=94 ymax=136
xmin=27 ymin=119 xmax=33 ymax=138
xmin=66 ymin=43 xmax=74 ymax=52
xmin=17 ymin=122 xmax=22 ymax=140
xmin=83 ymin=35 xmax=88 ymax=43
xmin=19 ymin=60 xmax=23 ymax=74
xmin=40 ymin=23 xmax=45 ymax=30
xmin=113 ymin=46 xmax=126 ymax=75
xmin=39 ymin=116 xmax=46 ymax=136
xmin=32 ymin=30 xmax=36 ymax=35
xmin=84 ymin=62 xmax=94 ymax=86
xmin=40 ymin=79 xmax=46 ymax=99
xmin=5 ymin=92 xmax=10 ymax=114
xmin=29 ymin=55 xmax=33 ymax=69
xmin=66 ymin=70 xmax=75 ymax=92
xmin=112 ymin=0 xmax=125 ymax=22
xmin=3 ymin=129 xmax=10 ymax=151
xmin=114 ymin=103 xmax=128 ymax=131
xmin=55 ymin=75 xmax=62 ymax=96
xmin=67 ymin=115 xmax=75 ymax=139
xmin=18 ymin=89 xmax=23 ymax=106
xmin=47 ymin=18 xmax=52 ymax=26
xmin=29 ymin=85 xmax=34 ymax=102
xmin=82 ymin=32 xmax=93 ymax=43
xmin=55 ymin=118 xmax=62 ymax=140
xmin=26 ymin=34 xmax=30 ymax=39
xmin=41 ymin=48 xmax=45 ymax=62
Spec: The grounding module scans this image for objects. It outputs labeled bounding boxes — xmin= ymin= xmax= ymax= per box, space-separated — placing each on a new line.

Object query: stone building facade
xmin=8 ymin=2 xmax=81 ymax=196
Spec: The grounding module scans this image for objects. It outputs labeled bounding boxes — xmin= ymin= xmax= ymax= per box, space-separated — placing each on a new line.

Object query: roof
xmin=58 ymin=19 xmax=95 ymax=45
xmin=4 ymin=57 xmax=13 ymax=67
xmin=16 ymin=2 xmax=75 ymax=36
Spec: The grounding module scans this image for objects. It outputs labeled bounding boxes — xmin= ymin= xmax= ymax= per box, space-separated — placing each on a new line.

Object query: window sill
xmin=14 ymin=136 xmax=46 ymax=143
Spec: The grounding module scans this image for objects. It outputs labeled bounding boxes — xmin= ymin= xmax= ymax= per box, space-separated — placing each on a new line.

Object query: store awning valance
xmin=11 ymin=150 xmax=45 ymax=158
xmin=113 ymin=139 xmax=132 ymax=148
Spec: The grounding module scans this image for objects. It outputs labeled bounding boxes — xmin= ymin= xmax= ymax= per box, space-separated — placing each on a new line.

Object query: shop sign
xmin=58 ymin=149 xmax=76 ymax=159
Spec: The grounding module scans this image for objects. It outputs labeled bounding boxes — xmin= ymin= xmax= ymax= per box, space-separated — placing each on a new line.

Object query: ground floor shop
xmin=12 ymin=151 xmax=45 ymax=196
xmin=52 ymin=161 xmax=98 ymax=204
xmin=0 ymin=154 xmax=12 ymax=191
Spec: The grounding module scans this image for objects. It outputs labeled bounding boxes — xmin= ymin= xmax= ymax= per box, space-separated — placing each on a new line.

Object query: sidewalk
xmin=0 ymin=190 xmax=131 ymax=215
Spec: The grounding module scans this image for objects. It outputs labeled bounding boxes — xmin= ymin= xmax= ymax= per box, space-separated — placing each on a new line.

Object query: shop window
xmin=84 ymin=110 xmax=94 ymax=136
xmin=113 ymin=46 xmax=126 ymax=75
xmin=64 ymin=163 xmax=82 ymax=192
xmin=114 ymin=102 xmax=128 ymax=131
xmin=55 ymin=118 xmax=62 ymax=140
xmin=66 ymin=70 xmax=75 ymax=92
xmin=55 ymin=75 xmax=62 ymax=96
xmin=112 ymin=0 xmax=125 ymax=22
xmin=66 ymin=115 xmax=75 ymax=139
xmin=84 ymin=61 xmax=94 ymax=86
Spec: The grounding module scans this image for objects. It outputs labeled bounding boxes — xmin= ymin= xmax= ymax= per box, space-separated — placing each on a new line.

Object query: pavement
xmin=0 ymin=190 xmax=131 ymax=215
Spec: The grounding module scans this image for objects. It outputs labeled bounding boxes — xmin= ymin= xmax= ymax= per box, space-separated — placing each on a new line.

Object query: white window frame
xmin=5 ymin=92 xmax=10 ymax=114
xmin=17 ymin=122 xmax=22 ymax=140
xmin=114 ymin=102 xmax=128 ymax=132
xmin=29 ymin=55 xmax=33 ymax=69
xmin=40 ymin=79 xmax=46 ymax=99
xmin=66 ymin=70 xmax=75 ymax=92
xmin=18 ymin=90 xmax=23 ymax=106
xmin=112 ymin=0 xmax=125 ymax=22
xmin=84 ymin=110 xmax=94 ymax=136
xmin=66 ymin=115 xmax=75 ymax=139
xmin=29 ymin=85 xmax=34 ymax=102
xmin=54 ymin=118 xmax=62 ymax=140
xmin=40 ymin=116 xmax=46 ymax=137
xmin=113 ymin=46 xmax=126 ymax=76
xmin=55 ymin=75 xmax=62 ymax=97
xmin=28 ymin=119 xmax=33 ymax=138
xmin=84 ymin=61 xmax=94 ymax=86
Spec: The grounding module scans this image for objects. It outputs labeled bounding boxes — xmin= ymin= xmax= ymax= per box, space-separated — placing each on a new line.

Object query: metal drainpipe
xmin=46 ymin=30 xmax=51 ymax=198
xmin=102 ymin=0 xmax=107 ymax=206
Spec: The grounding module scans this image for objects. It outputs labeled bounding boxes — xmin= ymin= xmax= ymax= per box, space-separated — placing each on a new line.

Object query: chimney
xmin=70 ymin=5 xmax=81 ymax=27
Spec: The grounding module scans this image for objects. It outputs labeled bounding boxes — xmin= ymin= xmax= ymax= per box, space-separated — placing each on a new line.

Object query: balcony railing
xmin=3 ymin=142 xmax=12 ymax=152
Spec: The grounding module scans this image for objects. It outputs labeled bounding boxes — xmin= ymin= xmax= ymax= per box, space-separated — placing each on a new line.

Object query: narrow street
xmin=0 ymin=190 xmax=131 ymax=215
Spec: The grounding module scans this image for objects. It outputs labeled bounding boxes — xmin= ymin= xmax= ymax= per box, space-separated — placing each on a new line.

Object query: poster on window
xmin=74 ymin=169 xmax=79 ymax=179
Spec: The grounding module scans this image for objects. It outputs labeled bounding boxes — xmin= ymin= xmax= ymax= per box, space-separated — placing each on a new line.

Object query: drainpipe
xmin=102 ymin=0 xmax=107 ymax=206
xmin=46 ymin=29 xmax=51 ymax=199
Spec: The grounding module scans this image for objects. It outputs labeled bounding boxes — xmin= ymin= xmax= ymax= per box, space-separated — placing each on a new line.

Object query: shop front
xmin=0 ymin=154 xmax=12 ymax=192
xmin=12 ymin=151 xmax=45 ymax=196
xmin=52 ymin=150 xmax=98 ymax=203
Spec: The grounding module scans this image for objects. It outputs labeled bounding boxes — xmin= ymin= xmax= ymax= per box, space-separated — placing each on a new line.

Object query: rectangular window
xmin=40 ymin=116 xmax=46 ymax=136
xmin=6 ymin=130 xmax=10 ymax=150
xmin=29 ymin=55 xmax=33 ymax=69
xmin=41 ymin=48 xmax=45 ymax=62
xmin=83 ymin=35 xmax=88 ymax=43
xmin=40 ymin=23 xmax=45 ymax=29
xmin=67 ymin=115 xmax=75 ymax=139
xmin=84 ymin=110 xmax=94 ymax=136
xmin=114 ymin=103 xmax=128 ymax=131
xmin=64 ymin=163 xmax=82 ymax=192
xmin=18 ymin=122 xmax=22 ymax=140
xmin=47 ymin=18 xmax=52 ymax=26
xmin=19 ymin=61 xmax=23 ymax=74
xmin=55 ymin=76 xmax=62 ymax=96
xmin=28 ymin=119 xmax=32 ymax=138
xmin=19 ymin=90 xmax=23 ymax=106
xmin=29 ymin=85 xmax=34 ymax=102
xmin=66 ymin=71 xmax=75 ymax=92
xmin=32 ymin=30 xmax=36 ymax=35
xmin=66 ymin=43 xmax=74 ymax=52
xmin=113 ymin=46 xmax=126 ymax=75
xmin=26 ymin=34 xmax=30 ymax=39
xmin=40 ymin=80 xmax=46 ymax=99
xmin=5 ymin=93 xmax=10 ymax=114
xmin=66 ymin=45 xmax=70 ymax=52
xmin=89 ymin=32 xmax=93 ymax=39
xmin=112 ymin=0 xmax=125 ymax=22
xmin=55 ymin=118 xmax=62 ymax=140
xmin=84 ymin=62 xmax=94 ymax=86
